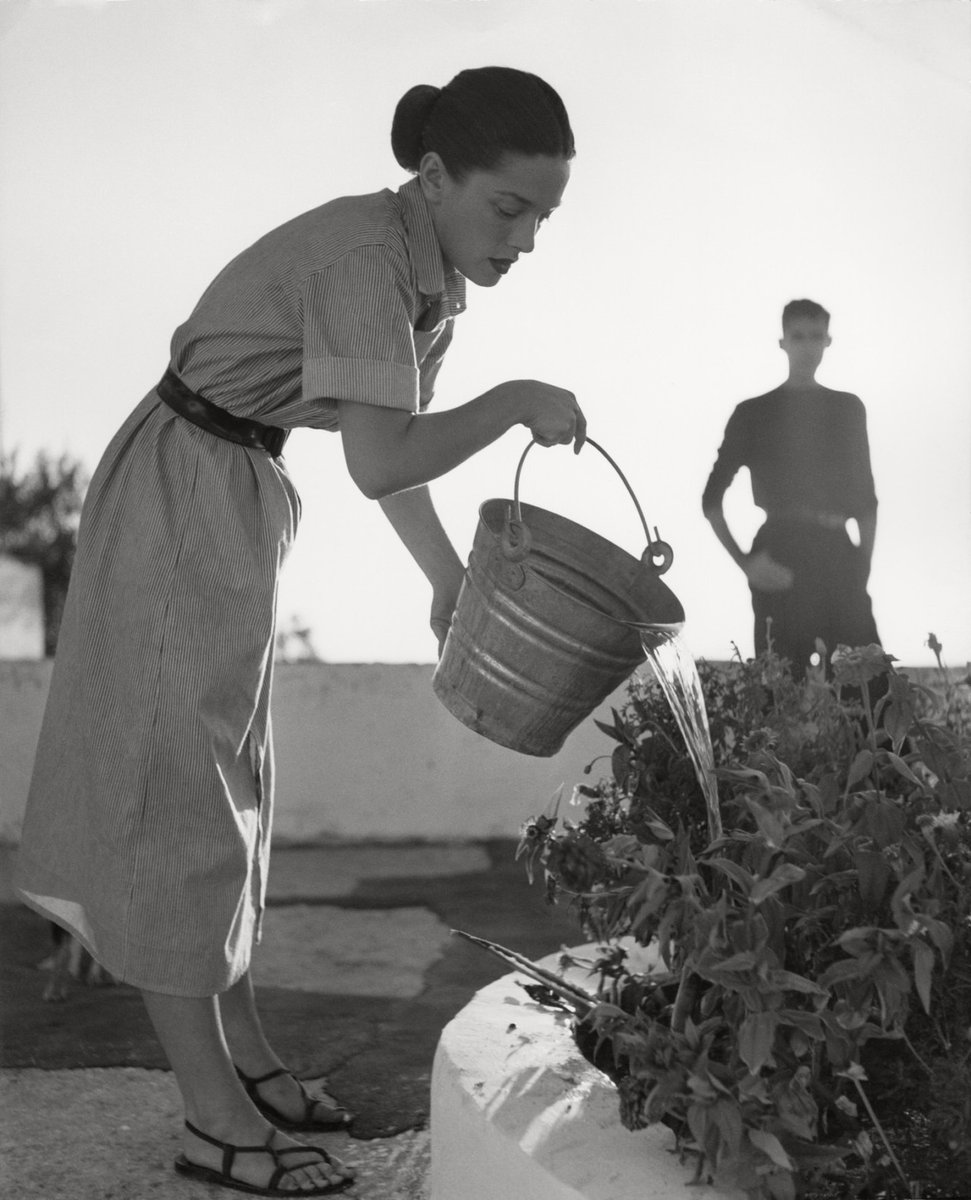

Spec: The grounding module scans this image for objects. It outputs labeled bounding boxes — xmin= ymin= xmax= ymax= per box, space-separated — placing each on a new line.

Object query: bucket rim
xmin=474 ymin=498 xmax=686 ymax=632
xmin=478 ymin=496 xmax=642 ymax=559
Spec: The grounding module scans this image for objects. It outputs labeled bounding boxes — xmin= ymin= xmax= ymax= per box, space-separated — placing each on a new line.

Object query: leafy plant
xmin=0 ymin=450 xmax=87 ymax=655
xmin=515 ymin=641 xmax=971 ymax=1199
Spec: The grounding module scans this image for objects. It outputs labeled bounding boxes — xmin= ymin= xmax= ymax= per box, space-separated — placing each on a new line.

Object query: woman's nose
xmin=509 ymin=216 xmax=539 ymax=254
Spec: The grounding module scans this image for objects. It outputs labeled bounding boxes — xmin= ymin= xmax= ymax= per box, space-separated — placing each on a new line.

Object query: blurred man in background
xmin=702 ymin=298 xmax=880 ymax=673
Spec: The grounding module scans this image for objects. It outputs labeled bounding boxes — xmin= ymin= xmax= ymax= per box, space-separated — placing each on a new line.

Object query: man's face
xmin=420 ymin=151 xmax=570 ymax=288
xmin=779 ymin=315 xmax=832 ymax=376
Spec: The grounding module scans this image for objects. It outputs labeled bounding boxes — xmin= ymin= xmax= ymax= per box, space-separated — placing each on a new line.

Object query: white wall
xmin=1 ymin=657 xmax=951 ymax=845
xmin=0 ymin=660 xmax=631 ymax=844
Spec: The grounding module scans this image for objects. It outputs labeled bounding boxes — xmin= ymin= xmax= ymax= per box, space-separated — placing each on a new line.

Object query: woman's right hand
xmin=500 ymin=380 xmax=587 ymax=452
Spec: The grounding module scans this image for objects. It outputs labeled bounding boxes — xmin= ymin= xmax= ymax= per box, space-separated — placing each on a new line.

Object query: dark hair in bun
xmin=390 ymin=84 xmax=442 ymax=172
xmin=391 ymin=66 xmax=574 ymax=179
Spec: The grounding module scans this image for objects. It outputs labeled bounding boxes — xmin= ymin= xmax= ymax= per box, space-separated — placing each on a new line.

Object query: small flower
xmin=743 ymin=726 xmax=777 ymax=753
xmin=837 ymin=1062 xmax=869 ymax=1082
xmin=517 ymin=813 xmax=557 ymax=844
xmin=930 ymin=811 xmax=961 ymax=829
xmin=515 ymin=813 xmax=558 ymax=883
xmin=831 ymin=643 xmax=897 ymax=687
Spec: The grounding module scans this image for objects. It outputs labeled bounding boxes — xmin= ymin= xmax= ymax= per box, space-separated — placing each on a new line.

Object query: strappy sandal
xmin=174 ymin=1120 xmax=354 ymax=1196
xmin=236 ymin=1066 xmax=355 ymax=1132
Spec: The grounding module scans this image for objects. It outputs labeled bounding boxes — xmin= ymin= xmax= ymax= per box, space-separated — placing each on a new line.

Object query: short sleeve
xmin=417 ymin=322 xmax=455 ymax=412
xmin=301 ymin=245 xmax=420 ymax=413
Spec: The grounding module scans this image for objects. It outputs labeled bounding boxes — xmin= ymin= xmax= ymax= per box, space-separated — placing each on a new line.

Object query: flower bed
xmin=480 ymin=641 xmax=971 ymax=1199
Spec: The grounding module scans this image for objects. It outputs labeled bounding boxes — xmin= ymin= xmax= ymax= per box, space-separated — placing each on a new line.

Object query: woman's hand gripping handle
xmin=498 ymin=379 xmax=587 ymax=453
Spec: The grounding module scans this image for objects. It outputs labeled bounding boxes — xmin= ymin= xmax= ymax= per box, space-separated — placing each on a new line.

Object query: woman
xmin=15 ymin=66 xmax=583 ymax=1195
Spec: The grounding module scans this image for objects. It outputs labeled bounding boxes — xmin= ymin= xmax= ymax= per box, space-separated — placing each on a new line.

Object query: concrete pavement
xmin=0 ymin=840 xmax=581 ymax=1199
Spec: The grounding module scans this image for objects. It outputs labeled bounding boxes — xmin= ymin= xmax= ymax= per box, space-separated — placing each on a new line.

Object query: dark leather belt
xmin=157 ymin=368 xmax=289 ymax=458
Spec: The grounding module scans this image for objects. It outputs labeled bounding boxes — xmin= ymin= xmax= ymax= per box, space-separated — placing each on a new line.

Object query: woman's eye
xmin=495 ymin=204 xmax=522 ymax=219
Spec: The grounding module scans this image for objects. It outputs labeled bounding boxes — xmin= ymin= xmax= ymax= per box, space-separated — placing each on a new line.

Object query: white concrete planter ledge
xmin=430 ymin=944 xmax=744 ymax=1200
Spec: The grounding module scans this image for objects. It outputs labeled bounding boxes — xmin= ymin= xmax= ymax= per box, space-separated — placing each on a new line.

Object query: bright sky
xmin=1 ymin=0 xmax=969 ymax=667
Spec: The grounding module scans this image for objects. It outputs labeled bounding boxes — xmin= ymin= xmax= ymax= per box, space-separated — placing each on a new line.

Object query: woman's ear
xmin=418 ymin=151 xmax=448 ymax=206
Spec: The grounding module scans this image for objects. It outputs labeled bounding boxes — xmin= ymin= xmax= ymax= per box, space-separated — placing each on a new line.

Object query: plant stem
xmin=900 ymin=1029 xmax=934 ymax=1077
xmin=850 ymin=1074 xmax=909 ymax=1193
xmin=670 ymin=966 xmax=697 ymax=1035
xmin=860 ymin=683 xmax=877 ymax=754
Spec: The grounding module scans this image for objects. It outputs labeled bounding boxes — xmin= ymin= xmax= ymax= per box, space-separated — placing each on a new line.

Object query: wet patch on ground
xmin=0 ymin=841 xmax=580 ymax=1138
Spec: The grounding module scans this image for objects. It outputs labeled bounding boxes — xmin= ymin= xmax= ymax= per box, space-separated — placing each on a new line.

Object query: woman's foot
xmin=179 ymin=1118 xmax=355 ymax=1194
xmin=238 ymin=1065 xmax=354 ymax=1131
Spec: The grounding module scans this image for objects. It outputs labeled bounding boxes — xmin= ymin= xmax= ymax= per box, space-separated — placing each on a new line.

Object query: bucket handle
xmin=503 ymin=438 xmax=674 ymax=575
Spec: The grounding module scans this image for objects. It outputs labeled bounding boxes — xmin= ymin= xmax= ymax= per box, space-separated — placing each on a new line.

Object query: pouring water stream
xmin=452 ymin=628 xmax=723 ymax=1008
xmin=638 ymin=626 xmax=723 ymax=843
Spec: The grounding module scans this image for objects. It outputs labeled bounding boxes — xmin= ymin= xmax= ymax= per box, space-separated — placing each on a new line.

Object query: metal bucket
xmin=432 ymin=439 xmax=685 ymax=757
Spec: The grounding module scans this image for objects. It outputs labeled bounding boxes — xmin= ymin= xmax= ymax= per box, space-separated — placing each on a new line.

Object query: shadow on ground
xmin=0 ymin=840 xmax=581 ymax=1138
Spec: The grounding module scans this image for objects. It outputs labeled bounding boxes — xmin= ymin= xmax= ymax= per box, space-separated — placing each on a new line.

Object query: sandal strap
xmin=184 ymin=1118 xmax=273 ymax=1154
xmin=236 ymin=1065 xmax=291 ymax=1088
xmin=276 ymin=1145 xmax=337 ymax=1167
xmin=291 ymin=1079 xmax=350 ymax=1126
xmin=183 ymin=1120 xmax=333 ymax=1191
xmin=237 ymin=1065 xmax=348 ymax=1127
xmin=237 ymin=1064 xmax=315 ymax=1122
xmin=184 ymin=1119 xmax=276 ymax=1182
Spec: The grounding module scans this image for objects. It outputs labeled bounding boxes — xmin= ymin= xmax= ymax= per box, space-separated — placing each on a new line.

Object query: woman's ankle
xmin=183 ymin=1104 xmax=271 ymax=1147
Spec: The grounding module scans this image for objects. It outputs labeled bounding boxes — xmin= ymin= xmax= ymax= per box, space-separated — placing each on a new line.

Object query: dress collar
xmin=398 ymin=177 xmax=467 ymax=319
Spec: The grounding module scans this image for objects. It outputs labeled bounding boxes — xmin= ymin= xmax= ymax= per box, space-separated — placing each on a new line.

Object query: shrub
xmin=0 ymin=450 xmax=87 ymax=655
xmin=517 ymin=641 xmax=971 ymax=1199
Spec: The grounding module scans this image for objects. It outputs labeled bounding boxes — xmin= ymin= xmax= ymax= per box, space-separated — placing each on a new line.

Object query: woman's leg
xmin=219 ymin=971 xmax=352 ymax=1127
xmin=140 ymin=987 xmax=353 ymax=1190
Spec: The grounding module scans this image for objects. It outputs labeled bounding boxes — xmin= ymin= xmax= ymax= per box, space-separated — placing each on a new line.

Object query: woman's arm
xmin=337 ymin=379 xmax=585 ymax=500
xmin=378 ymin=487 xmax=465 ymax=653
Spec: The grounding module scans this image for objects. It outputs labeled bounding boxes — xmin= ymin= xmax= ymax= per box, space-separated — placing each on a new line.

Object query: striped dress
xmin=14 ymin=178 xmax=466 ymax=996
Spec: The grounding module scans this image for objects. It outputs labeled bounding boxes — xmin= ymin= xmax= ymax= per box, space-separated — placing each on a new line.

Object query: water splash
xmin=639 ymin=627 xmax=723 ymax=843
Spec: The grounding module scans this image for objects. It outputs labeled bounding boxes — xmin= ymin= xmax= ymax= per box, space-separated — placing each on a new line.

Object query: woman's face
xmin=420 ymin=151 xmax=571 ymax=287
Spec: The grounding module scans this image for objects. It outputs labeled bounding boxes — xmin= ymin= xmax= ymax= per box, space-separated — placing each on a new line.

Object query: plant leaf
xmin=846 ymin=749 xmax=874 ymax=788
xmin=709 ymin=949 xmax=760 ymax=974
xmin=764 ymin=1170 xmax=798 ymax=1200
xmin=911 ymin=937 xmax=935 ymax=1014
xmin=739 ymin=1011 xmax=779 ymax=1074
xmin=706 ymin=857 xmax=756 ymax=892
xmin=853 ymin=849 xmax=891 ymax=910
xmin=746 ymin=801 xmax=788 ymax=848
xmin=750 ymin=863 xmax=806 ymax=905
xmin=779 ymin=1009 xmax=825 ymax=1037
xmin=817 ymin=956 xmax=878 ymax=988
xmin=711 ymin=1098 xmax=743 ymax=1154
xmin=748 ymin=1127 xmax=794 ymax=1170
xmin=880 ymin=750 xmax=923 ymax=786
xmin=767 ymin=970 xmax=828 ymax=997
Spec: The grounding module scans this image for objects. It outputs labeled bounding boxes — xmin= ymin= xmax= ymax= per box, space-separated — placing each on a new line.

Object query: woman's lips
xmin=489 ymin=258 xmax=512 ymax=275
